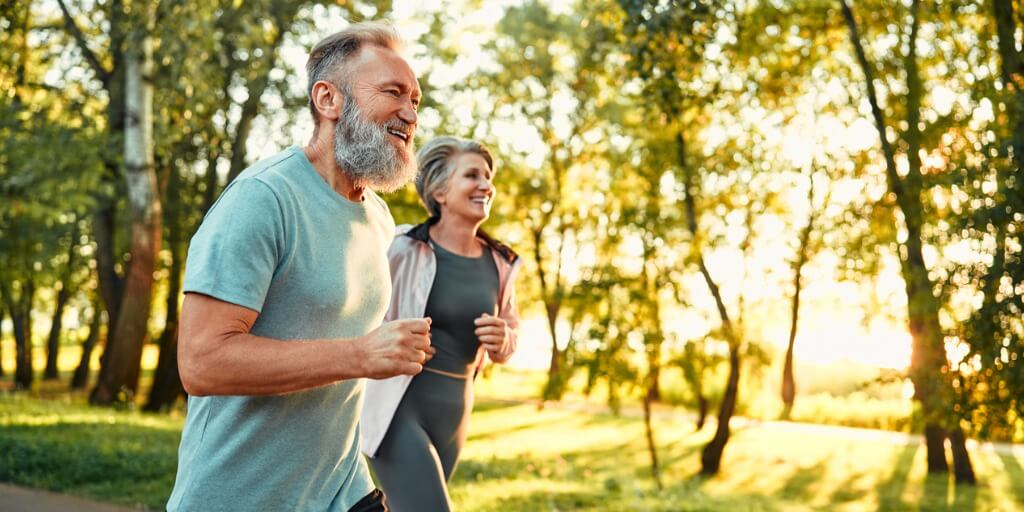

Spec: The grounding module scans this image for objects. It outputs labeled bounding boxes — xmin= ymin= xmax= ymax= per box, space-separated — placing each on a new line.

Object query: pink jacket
xmin=360 ymin=221 xmax=522 ymax=458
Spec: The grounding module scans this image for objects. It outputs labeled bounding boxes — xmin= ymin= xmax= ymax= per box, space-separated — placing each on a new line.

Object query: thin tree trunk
xmin=641 ymin=237 xmax=664 ymax=486
xmin=92 ymin=23 xmax=161 ymax=406
xmin=534 ymin=225 xmax=566 ymax=400
xmin=696 ymin=393 xmax=708 ymax=430
xmin=43 ymin=284 xmax=71 ymax=380
xmin=782 ymin=172 xmax=816 ymax=419
xmin=44 ymin=224 xmax=79 ymax=380
xmin=702 ymin=342 xmax=739 ymax=476
xmin=0 ymin=286 xmax=6 ymax=378
xmin=674 ymin=127 xmax=741 ymax=475
xmin=71 ymin=295 xmax=104 ymax=390
xmin=642 ymin=387 xmax=663 ymax=489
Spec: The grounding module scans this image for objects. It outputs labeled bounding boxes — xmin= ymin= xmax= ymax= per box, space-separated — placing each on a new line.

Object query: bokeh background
xmin=1 ymin=0 xmax=1022 ymax=510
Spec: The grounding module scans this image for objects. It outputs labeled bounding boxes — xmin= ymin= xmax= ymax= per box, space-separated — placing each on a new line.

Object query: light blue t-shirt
xmin=167 ymin=146 xmax=394 ymax=512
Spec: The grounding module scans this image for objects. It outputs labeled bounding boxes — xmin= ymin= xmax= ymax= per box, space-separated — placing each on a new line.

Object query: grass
xmin=2 ymin=390 xmax=1024 ymax=511
xmin=2 ymin=341 xmax=1022 ymax=510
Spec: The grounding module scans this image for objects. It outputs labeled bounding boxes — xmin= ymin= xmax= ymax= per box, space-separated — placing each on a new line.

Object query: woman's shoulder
xmin=478 ymin=230 xmax=519 ymax=265
xmin=388 ymin=222 xmax=430 ymax=258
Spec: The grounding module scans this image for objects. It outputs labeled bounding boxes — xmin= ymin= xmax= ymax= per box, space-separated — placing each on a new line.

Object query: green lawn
xmin=1 ymin=391 xmax=1022 ymax=511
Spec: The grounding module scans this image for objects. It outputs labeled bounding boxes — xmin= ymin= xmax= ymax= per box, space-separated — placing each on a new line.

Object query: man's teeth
xmin=387 ymin=129 xmax=408 ymax=141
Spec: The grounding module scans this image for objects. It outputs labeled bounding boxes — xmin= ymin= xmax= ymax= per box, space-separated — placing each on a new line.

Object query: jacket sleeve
xmin=382 ymin=227 xmax=416 ymax=323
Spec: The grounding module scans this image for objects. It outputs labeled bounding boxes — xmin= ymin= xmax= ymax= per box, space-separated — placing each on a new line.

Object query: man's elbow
xmin=179 ymin=360 xmax=212 ymax=397
xmin=178 ymin=345 xmax=217 ymax=396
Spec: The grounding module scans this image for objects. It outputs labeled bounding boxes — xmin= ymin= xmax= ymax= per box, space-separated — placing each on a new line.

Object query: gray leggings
xmin=369 ymin=369 xmax=473 ymax=512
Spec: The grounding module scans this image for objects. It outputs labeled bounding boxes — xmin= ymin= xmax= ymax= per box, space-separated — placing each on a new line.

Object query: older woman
xmin=360 ymin=136 xmax=521 ymax=511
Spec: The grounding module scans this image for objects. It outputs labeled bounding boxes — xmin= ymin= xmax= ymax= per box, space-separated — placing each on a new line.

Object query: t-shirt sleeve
xmin=182 ymin=178 xmax=285 ymax=313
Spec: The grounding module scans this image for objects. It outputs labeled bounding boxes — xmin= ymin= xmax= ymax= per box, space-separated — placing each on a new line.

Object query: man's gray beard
xmin=333 ymin=97 xmax=416 ymax=194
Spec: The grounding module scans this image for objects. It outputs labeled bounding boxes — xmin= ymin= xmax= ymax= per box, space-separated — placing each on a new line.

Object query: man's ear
xmin=310 ymin=81 xmax=343 ymax=122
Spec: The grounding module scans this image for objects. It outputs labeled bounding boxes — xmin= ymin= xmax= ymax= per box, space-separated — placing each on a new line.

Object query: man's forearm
xmin=180 ymin=332 xmax=368 ymax=396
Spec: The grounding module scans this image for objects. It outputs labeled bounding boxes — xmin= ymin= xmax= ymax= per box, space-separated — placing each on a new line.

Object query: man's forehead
xmin=351 ymin=45 xmax=420 ymax=90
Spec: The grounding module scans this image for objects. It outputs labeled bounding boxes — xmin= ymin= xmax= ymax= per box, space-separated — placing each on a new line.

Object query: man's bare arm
xmin=178 ymin=293 xmax=433 ymax=396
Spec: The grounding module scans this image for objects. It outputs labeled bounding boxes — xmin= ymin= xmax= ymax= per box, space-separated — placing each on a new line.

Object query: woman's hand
xmin=475 ymin=313 xmax=513 ymax=363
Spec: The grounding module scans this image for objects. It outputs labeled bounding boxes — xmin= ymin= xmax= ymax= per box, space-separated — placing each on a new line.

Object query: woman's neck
xmin=428 ymin=216 xmax=483 ymax=257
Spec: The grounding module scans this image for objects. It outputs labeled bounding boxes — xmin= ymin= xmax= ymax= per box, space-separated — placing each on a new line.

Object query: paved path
xmin=0 ymin=483 xmax=139 ymax=512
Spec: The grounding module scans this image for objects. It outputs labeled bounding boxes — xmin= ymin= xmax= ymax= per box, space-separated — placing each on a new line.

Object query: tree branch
xmin=56 ymin=0 xmax=111 ymax=86
xmin=838 ymin=0 xmax=905 ymax=201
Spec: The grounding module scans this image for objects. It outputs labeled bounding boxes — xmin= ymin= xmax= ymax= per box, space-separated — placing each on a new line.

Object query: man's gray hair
xmin=415 ymin=136 xmax=495 ymax=218
xmin=306 ymin=22 xmax=403 ymax=121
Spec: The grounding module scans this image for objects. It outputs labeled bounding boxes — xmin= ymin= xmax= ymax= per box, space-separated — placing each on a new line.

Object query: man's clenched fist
xmin=359 ymin=318 xmax=434 ymax=379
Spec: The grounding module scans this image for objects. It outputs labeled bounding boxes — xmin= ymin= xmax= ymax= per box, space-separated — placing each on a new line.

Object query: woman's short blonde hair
xmin=415 ymin=136 xmax=494 ymax=218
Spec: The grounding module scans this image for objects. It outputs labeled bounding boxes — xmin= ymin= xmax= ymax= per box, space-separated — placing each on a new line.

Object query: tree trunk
xmin=0 ymin=286 xmax=6 ymax=378
xmin=146 ymin=162 xmax=185 ymax=411
xmin=923 ymin=424 xmax=948 ymax=473
xmin=44 ymin=225 xmax=79 ymax=380
xmin=72 ymin=296 xmax=104 ymax=390
xmin=949 ymin=427 xmax=976 ymax=484
xmin=696 ymin=393 xmax=708 ymax=430
xmin=702 ymin=343 xmax=740 ymax=475
xmin=840 ymin=0 xmax=964 ymax=476
xmin=43 ymin=283 xmax=71 ymax=380
xmin=675 ymin=126 xmax=742 ymax=475
xmin=535 ymin=222 xmax=566 ymax=400
xmin=782 ymin=172 xmax=815 ymax=419
xmin=642 ymin=387 xmax=663 ymax=489
xmin=93 ymin=203 xmax=123 ymax=346
xmin=92 ymin=24 xmax=161 ymax=406
xmin=647 ymin=346 xmax=661 ymax=403
xmin=6 ymin=281 xmax=36 ymax=390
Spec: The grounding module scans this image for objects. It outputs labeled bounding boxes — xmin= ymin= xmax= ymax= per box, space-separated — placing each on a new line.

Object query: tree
xmin=2 ymin=1 xmax=102 ymax=390
xmin=480 ymin=0 xmax=614 ymax=400
xmin=945 ymin=0 xmax=1024 ymax=452
xmin=839 ymin=0 xmax=974 ymax=482
xmin=90 ymin=3 xmax=161 ymax=405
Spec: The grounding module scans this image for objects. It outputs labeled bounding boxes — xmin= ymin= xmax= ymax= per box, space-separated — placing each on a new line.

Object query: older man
xmin=167 ymin=23 xmax=432 ymax=512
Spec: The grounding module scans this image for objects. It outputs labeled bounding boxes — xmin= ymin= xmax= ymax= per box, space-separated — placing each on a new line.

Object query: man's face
xmin=333 ymin=45 xmax=421 ymax=193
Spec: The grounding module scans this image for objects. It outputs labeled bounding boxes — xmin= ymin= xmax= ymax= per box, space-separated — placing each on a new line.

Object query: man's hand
xmin=359 ymin=318 xmax=434 ymax=379
xmin=475 ymin=313 xmax=512 ymax=363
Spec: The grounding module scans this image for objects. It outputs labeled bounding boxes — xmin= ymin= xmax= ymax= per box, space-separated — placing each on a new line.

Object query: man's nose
xmin=398 ymin=104 xmax=417 ymax=125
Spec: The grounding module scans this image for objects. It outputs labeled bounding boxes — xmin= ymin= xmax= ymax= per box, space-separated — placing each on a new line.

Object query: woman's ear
xmin=432 ymin=188 xmax=447 ymax=207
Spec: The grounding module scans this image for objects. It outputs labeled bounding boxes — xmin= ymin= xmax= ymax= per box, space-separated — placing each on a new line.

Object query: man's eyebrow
xmin=381 ymin=81 xmax=419 ymax=94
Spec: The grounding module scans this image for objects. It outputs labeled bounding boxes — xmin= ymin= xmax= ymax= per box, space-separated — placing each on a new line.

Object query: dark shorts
xmin=348 ymin=489 xmax=387 ymax=512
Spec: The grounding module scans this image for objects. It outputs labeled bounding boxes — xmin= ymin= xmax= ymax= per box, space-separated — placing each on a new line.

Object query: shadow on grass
xmin=776 ymin=460 xmax=827 ymax=502
xmin=471 ymin=399 xmax=523 ymax=414
xmin=467 ymin=413 xmax=573 ymax=442
xmin=999 ymin=453 xmax=1024 ymax=507
xmin=948 ymin=475 xmax=978 ymax=512
xmin=874 ymin=443 xmax=918 ymax=510
xmin=916 ymin=471 xmax=979 ymax=512
xmin=0 ymin=421 xmax=179 ymax=510
xmin=829 ymin=470 xmax=869 ymax=504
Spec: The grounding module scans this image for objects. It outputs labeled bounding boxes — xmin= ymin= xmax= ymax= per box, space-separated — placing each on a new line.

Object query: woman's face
xmin=435 ymin=152 xmax=495 ymax=223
